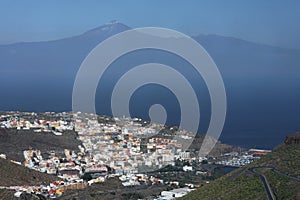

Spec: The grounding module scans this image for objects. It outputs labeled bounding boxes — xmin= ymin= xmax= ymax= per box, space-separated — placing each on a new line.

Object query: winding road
xmin=248 ymin=166 xmax=300 ymax=200
xmin=248 ymin=167 xmax=276 ymax=200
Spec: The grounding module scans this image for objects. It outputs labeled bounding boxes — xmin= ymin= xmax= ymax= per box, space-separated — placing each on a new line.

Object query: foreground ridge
xmin=180 ymin=132 xmax=300 ymax=200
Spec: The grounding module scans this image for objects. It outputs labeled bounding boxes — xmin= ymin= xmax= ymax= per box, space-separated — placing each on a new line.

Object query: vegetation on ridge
xmin=180 ymin=133 xmax=300 ymax=200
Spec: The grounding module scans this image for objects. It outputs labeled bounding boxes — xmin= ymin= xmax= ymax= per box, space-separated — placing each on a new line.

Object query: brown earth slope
xmin=0 ymin=128 xmax=81 ymax=161
xmin=0 ymin=158 xmax=58 ymax=187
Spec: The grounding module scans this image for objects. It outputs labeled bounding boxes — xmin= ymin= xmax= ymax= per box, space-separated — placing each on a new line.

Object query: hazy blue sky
xmin=0 ymin=0 xmax=299 ymax=49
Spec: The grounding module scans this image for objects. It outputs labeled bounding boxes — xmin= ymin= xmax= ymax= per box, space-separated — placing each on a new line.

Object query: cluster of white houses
xmin=0 ymin=112 xmax=271 ymax=199
xmin=0 ymin=112 xmax=198 ymax=198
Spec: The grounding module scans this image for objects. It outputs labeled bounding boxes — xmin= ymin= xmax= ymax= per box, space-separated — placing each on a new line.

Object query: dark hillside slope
xmin=180 ymin=133 xmax=300 ymax=200
xmin=0 ymin=158 xmax=58 ymax=187
xmin=0 ymin=128 xmax=81 ymax=161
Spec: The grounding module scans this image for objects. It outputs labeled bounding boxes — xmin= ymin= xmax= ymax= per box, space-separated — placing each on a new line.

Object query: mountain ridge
xmin=0 ymin=22 xmax=299 ymax=149
xmin=1 ymin=22 xmax=299 ymax=53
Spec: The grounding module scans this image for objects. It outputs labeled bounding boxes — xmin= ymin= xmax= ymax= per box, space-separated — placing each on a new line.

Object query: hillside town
xmin=0 ymin=111 xmax=271 ymax=199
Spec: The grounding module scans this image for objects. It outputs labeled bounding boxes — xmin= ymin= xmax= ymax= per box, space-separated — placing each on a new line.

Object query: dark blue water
xmin=222 ymin=166 xmax=239 ymax=174
xmin=0 ymin=49 xmax=299 ymax=150
xmin=94 ymin=49 xmax=300 ymax=149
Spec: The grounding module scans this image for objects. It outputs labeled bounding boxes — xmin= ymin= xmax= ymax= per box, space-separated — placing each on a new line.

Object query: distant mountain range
xmin=0 ymin=22 xmax=299 ymax=148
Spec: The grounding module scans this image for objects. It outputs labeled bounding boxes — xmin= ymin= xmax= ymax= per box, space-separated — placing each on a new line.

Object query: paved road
xmin=248 ymin=166 xmax=300 ymax=200
xmin=248 ymin=167 xmax=276 ymax=200
xmin=271 ymin=168 xmax=300 ymax=182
